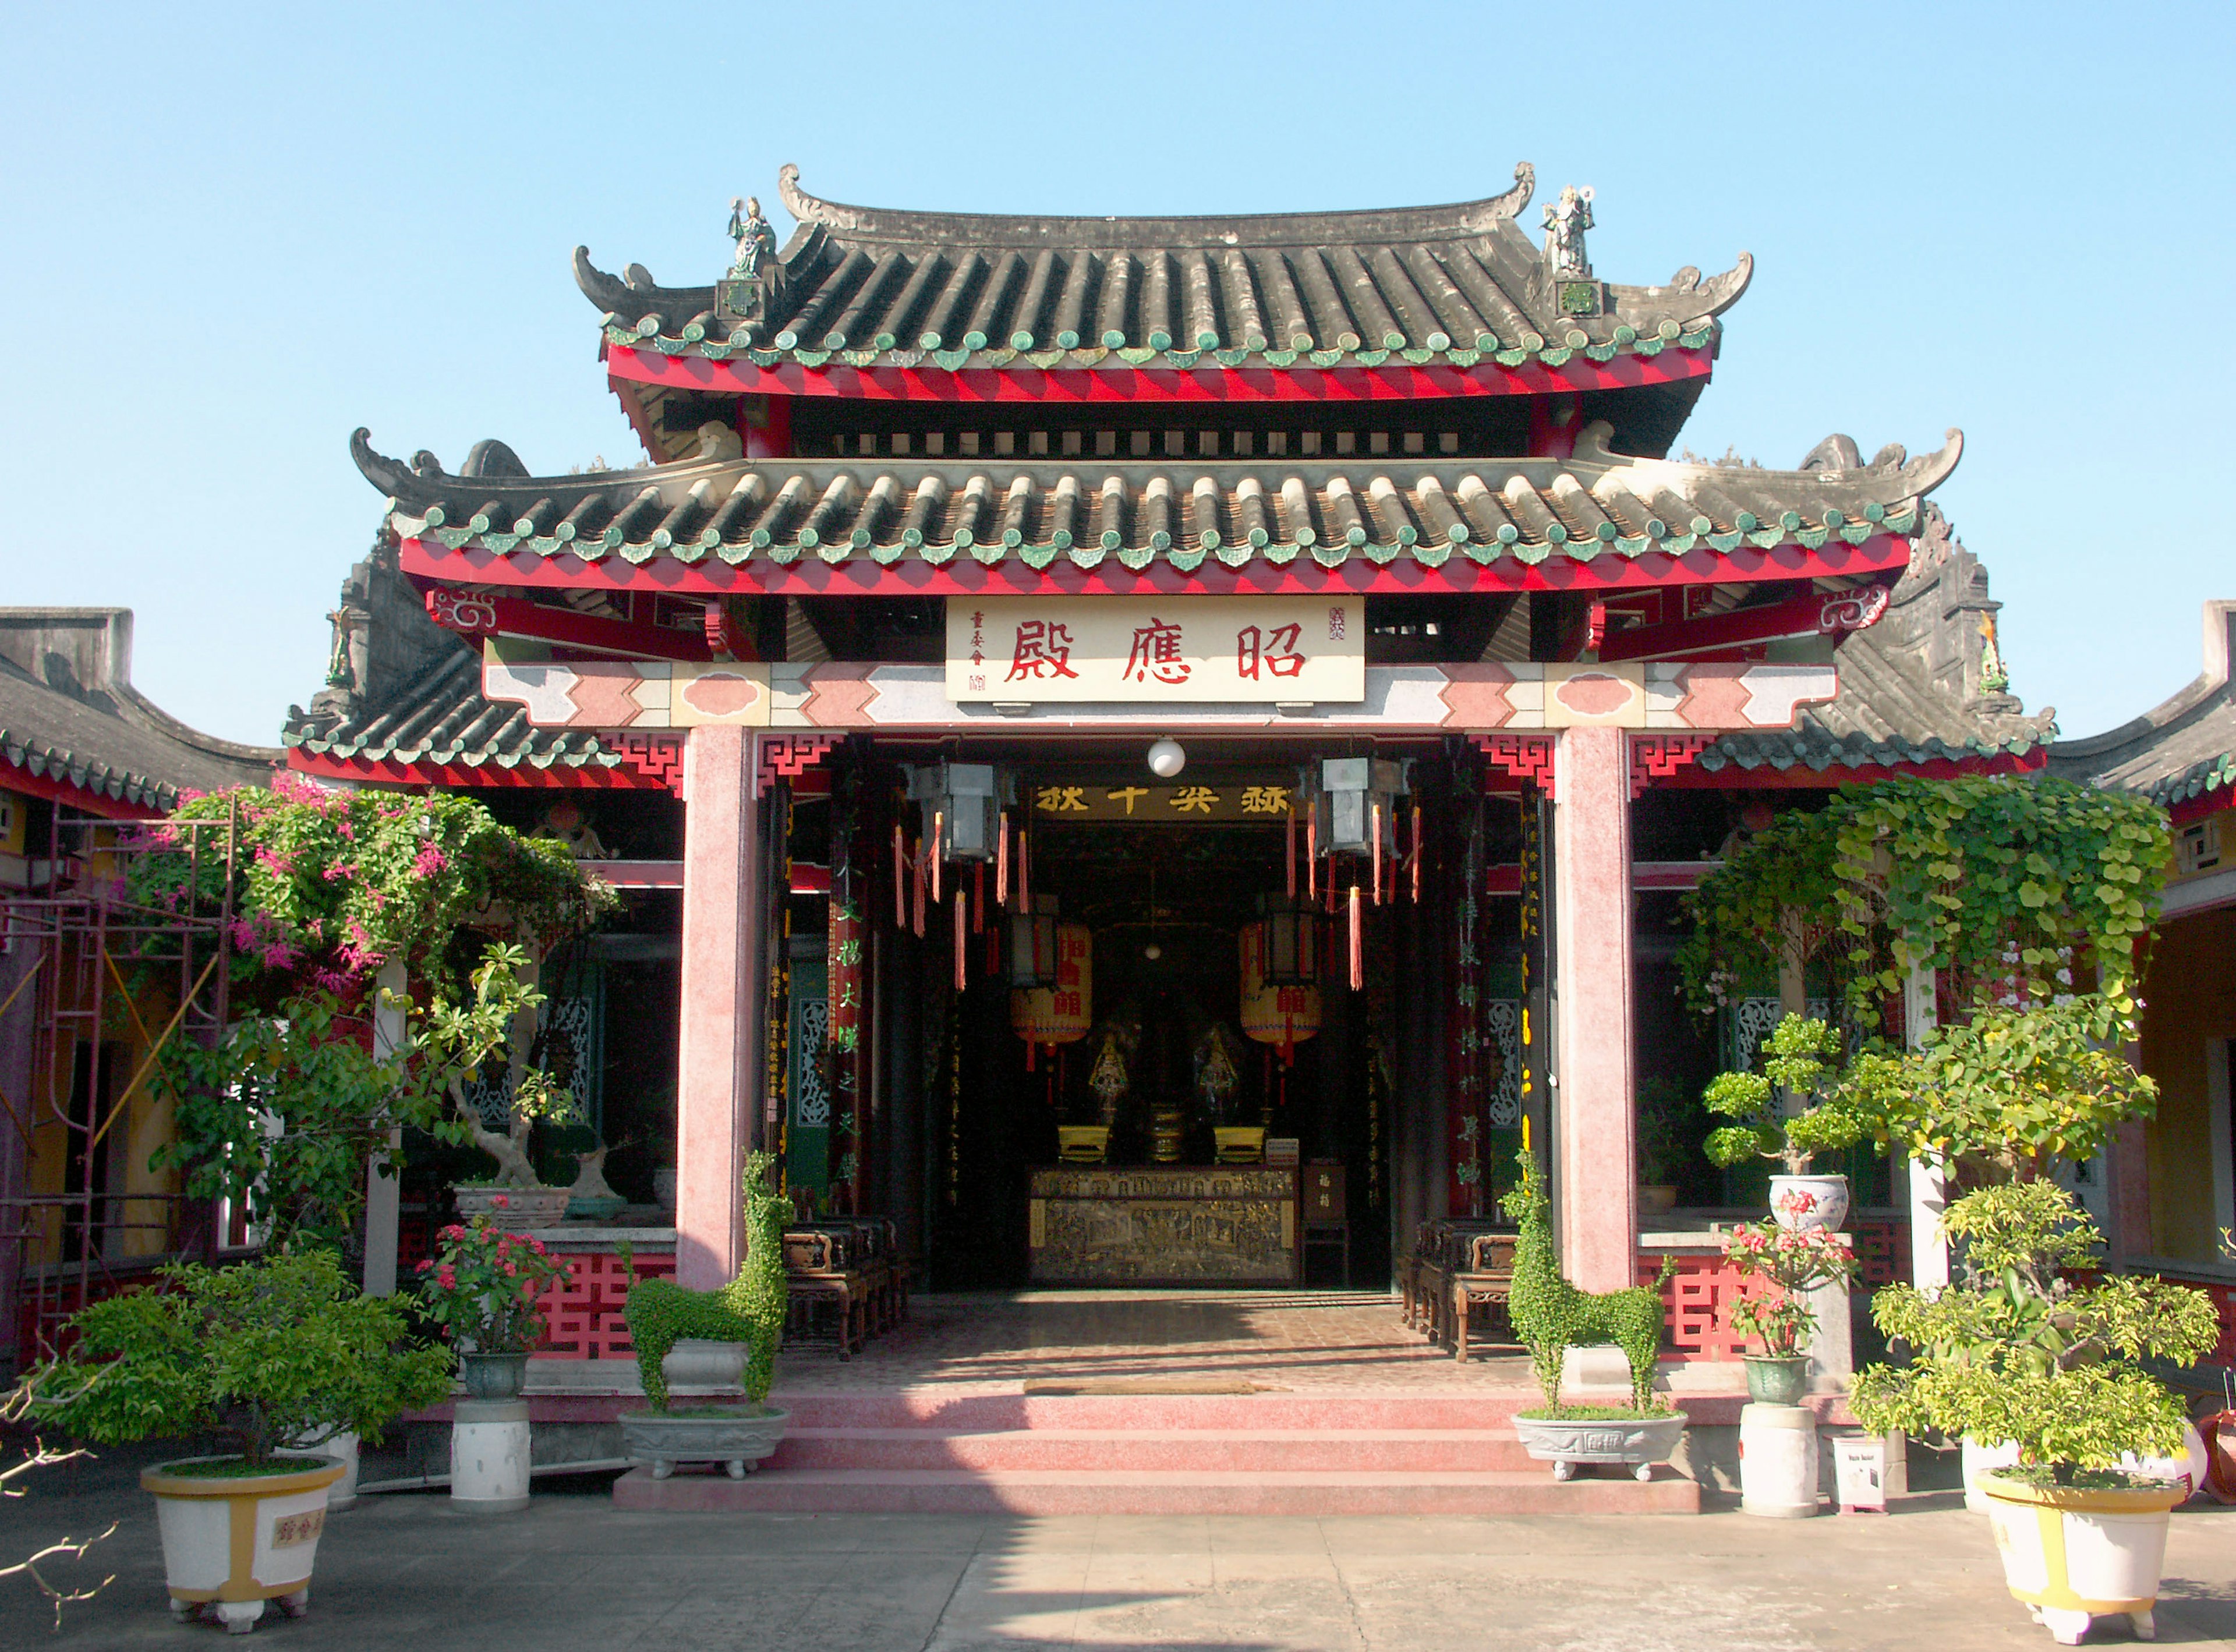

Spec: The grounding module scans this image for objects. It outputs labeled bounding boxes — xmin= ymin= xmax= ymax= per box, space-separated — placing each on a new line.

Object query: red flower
xmin=437 ymin=1267 xmax=457 ymax=1289
xmin=416 ymin=1260 xmax=432 ymax=1274
xmin=491 ymin=1194 xmax=510 ymax=1209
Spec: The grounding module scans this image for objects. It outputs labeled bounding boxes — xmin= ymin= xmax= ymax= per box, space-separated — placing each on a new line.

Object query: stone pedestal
xmin=451 ymin=1400 xmax=530 ymax=1513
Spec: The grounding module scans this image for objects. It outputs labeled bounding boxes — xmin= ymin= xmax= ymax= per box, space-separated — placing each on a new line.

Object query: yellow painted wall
xmin=2138 ymin=906 xmax=2236 ymax=1264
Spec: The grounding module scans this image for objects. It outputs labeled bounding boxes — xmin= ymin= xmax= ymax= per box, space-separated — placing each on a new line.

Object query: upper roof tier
xmin=576 ymin=164 xmax=1752 ymax=378
xmin=352 ymin=422 xmax=1955 ymax=592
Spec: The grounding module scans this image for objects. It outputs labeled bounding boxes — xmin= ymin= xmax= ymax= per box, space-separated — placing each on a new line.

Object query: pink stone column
xmin=1552 ymin=725 xmax=1637 ymax=1292
xmin=675 ymin=726 xmax=764 ymax=1290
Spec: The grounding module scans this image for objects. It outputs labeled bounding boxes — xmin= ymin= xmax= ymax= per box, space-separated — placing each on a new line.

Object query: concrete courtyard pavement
xmin=9 ymin=1456 xmax=2236 ymax=1650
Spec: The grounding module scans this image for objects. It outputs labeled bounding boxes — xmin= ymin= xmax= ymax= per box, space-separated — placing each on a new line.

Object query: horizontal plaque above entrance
xmin=948 ymin=597 xmax=1363 ymax=703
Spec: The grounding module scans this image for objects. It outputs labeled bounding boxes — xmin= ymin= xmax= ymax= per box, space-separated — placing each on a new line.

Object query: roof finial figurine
xmin=1542 ymin=185 xmax=1594 ymax=277
xmin=727 ymin=194 xmax=776 ymax=282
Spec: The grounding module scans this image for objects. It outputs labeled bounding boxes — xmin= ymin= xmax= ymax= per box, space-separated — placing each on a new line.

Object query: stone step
xmin=766 ymin=1391 xmax=1539 ymax=1433
xmin=769 ymin=1427 xmax=1538 ymax=1473
xmin=612 ymin=1464 xmax=1700 ymax=1517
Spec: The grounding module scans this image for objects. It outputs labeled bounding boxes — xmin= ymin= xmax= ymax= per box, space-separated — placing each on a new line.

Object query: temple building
xmin=285 ymin=164 xmax=2047 ymax=1363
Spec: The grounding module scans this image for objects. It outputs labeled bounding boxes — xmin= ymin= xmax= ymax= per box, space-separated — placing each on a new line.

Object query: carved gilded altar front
xmin=1027 ymin=1167 xmax=1298 ymax=1284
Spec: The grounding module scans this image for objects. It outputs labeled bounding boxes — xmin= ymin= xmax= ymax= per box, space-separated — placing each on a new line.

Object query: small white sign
xmin=949 ymin=597 xmax=1364 ymax=703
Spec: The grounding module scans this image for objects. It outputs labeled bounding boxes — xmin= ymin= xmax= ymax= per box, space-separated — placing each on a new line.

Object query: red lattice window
xmin=1852 ymin=1218 xmax=1909 ymax=1290
xmin=532 ymin=1249 xmax=676 ymax=1361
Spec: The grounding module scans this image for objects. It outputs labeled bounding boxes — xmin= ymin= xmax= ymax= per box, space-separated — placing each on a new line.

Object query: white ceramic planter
xmin=1768 ymin=1173 xmax=1849 ymax=1233
xmin=286 ymin=1428 xmax=360 ymax=1510
xmin=141 ymin=1456 xmax=344 ymax=1633
xmin=1963 ymin=1437 xmax=2023 ymax=1512
xmin=1979 ymin=1472 xmax=2184 ymax=1645
xmin=1512 ymin=1413 xmax=1685 ymax=1482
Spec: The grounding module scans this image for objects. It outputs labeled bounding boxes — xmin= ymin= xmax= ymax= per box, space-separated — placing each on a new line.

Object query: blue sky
xmin=4 ymin=2 xmax=2230 ymax=746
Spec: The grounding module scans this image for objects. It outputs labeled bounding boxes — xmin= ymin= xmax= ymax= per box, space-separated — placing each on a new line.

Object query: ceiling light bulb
xmin=1144 ymin=942 xmax=1163 ymax=961
xmin=1147 ymin=738 xmax=1186 ymax=779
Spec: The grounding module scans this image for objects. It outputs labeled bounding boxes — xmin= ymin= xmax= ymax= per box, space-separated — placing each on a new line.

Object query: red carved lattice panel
xmin=1628 ymin=734 xmax=1718 ymax=798
xmin=532 ymin=1249 xmax=675 ymax=1361
xmin=1851 ymin=1218 xmax=1908 ymax=1290
xmin=1639 ymin=1251 xmax=1767 ymax=1363
xmin=1474 ymin=733 xmax=1558 ymax=800
xmin=608 ymin=734 xmax=686 ymax=797
xmin=759 ymin=733 xmax=838 ymax=787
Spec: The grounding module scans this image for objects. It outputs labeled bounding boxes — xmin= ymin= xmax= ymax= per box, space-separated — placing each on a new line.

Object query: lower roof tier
xmin=355 ymin=422 xmax=1958 ymax=596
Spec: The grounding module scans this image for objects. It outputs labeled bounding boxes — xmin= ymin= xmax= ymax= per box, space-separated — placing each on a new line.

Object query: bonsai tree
xmin=25 ymin=1251 xmax=452 ymax=1469
xmin=1503 ymin=1147 xmax=1674 ymax=1415
xmin=1852 ymin=1181 xmax=2218 ymax=1483
xmin=1703 ymin=1013 xmax=1867 ymax=1179
xmin=623 ymin=1153 xmax=788 ymax=1412
xmin=1839 ymin=992 xmax=2156 ymax=1183
xmin=157 ymin=945 xmax=575 ymax=1251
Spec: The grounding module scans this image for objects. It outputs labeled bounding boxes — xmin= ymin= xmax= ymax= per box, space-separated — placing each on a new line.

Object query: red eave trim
xmin=401 ymin=535 xmax=1910 ymax=600
xmin=604 ymin=346 xmax=1714 ymax=405
xmin=0 ymin=759 xmax=168 ymax=819
xmin=1657 ymin=749 xmax=2049 ymax=790
xmin=286 ymin=750 xmax=661 ymax=791
xmin=2170 ymin=786 xmax=2233 ymax=827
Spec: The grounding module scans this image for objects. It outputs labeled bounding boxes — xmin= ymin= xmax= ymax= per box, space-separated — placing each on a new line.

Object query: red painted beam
xmin=419 ymin=586 xmax=721 ymax=662
xmin=285 ymin=751 xmax=666 ymax=791
xmin=401 ymin=535 xmax=1912 ymax=600
xmin=604 ymin=346 xmax=1714 ymax=405
xmin=1596 ymin=581 xmax=1892 ymax=664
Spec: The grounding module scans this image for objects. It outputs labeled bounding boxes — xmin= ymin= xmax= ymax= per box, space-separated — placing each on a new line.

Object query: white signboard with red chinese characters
xmin=947 ymin=597 xmax=1364 ymax=703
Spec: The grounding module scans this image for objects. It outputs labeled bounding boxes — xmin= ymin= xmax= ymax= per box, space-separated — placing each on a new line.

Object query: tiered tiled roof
xmin=0 ymin=610 xmax=280 ymax=812
xmin=2050 ymin=602 xmax=2236 ymax=813
xmin=1699 ymin=503 xmax=2054 ymax=778
xmin=353 ymin=421 xmax=1954 ymax=582
xmin=578 ymin=164 xmax=1752 ymax=378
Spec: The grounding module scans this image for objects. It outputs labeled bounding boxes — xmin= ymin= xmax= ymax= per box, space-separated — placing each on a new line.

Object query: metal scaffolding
xmin=0 ymin=802 xmax=235 ymax=1374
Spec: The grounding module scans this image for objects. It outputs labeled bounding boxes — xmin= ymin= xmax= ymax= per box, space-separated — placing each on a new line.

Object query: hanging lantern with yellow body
xmin=1240 ymin=897 xmax=1323 ymax=1060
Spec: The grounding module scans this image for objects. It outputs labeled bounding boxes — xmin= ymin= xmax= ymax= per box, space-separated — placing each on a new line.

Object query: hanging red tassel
xmin=1412 ymin=802 xmax=1423 ymax=905
xmin=1348 ymin=883 xmax=1363 ymax=990
xmin=1306 ymin=802 xmax=1318 ymax=899
xmin=912 ymin=839 xmax=925 ymax=938
xmin=1371 ymin=802 xmax=1383 ymax=907
xmin=931 ymin=811 xmax=944 ymax=905
xmin=953 ymin=888 xmax=967 ymax=991
xmin=893 ymin=822 xmax=905 ymax=928
xmin=1018 ymin=825 xmax=1031 ymax=912
xmin=1286 ymin=804 xmax=1297 ymax=899
xmin=996 ymin=809 xmax=1010 ymax=906
xmin=974 ymin=862 xmax=985 ymax=934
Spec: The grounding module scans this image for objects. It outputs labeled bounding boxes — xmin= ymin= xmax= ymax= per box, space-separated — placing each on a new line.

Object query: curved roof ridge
xmin=774 ymin=161 xmax=1540 ymax=249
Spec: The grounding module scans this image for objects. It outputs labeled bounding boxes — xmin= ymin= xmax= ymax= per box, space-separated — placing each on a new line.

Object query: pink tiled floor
xmin=772 ymin=1289 xmax=1741 ymax=1396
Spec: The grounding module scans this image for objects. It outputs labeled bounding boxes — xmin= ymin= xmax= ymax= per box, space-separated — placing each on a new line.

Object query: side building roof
xmin=0 ymin=610 xmax=281 ymax=814
xmin=579 ymin=163 xmax=1751 ymax=379
xmin=2049 ymin=602 xmax=2236 ymax=816
xmin=1697 ymin=502 xmax=2055 ymax=780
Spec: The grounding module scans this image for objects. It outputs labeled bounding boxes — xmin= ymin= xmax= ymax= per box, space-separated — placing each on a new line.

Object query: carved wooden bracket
xmin=607 ymin=733 xmax=685 ymax=796
xmin=1628 ymin=733 xmax=1720 ymax=798
xmin=1474 ymin=733 xmax=1558 ymax=800
xmin=758 ymin=733 xmax=839 ymax=790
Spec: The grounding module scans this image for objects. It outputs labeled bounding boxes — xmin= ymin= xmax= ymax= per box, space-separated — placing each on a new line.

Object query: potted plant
xmin=1852 ymin=1181 xmax=2220 ymax=1645
xmin=1703 ymin=1014 xmax=1865 ymax=1230
xmin=618 ymin=1153 xmax=790 ymax=1480
xmin=416 ymin=1213 xmax=571 ymax=1399
xmin=1720 ymin=1217 xmax=1858 ymax=1403
xmin=1634 ymin=1076 xmax=1694 ymax=1213
xmin=26 ymin=1251 xmax=451 ymax=1633
xmin=1502 ymin=1145 xmax=1685 ymax=1481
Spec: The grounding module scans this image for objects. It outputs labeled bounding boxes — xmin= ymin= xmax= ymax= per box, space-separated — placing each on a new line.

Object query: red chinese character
xmin=1123 ymin=617 xmax=1191 ymax=684
xmin=1237 ymin=622 xmax=1305 ymax=680
xmin=1006 ymin=620 xmax=1080 ymax=681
